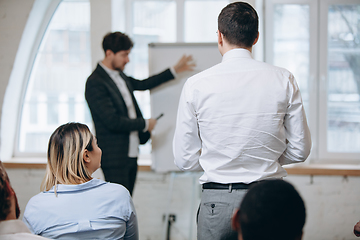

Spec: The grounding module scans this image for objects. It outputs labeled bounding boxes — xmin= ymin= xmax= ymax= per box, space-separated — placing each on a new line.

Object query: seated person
xmin=220 ymin=231 xmax=238 ymax=240
xmin=231 ymin=179 xmax=306 ymax=240
xmin=0 ymin=161 xmax=48 ymax=239
xmin=23 ymin=122 xmax=138 ymax=240
xmin=354 ymin=221 xmax=360 ymax=237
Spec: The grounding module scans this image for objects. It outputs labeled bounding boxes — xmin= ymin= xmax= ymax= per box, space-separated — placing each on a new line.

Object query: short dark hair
xmin=0 ymin=161 xmax=20 ymax=220
xmin=238 ymin=179 xmax=306 ymax=240
xmin=218 ymin=2 xmax=258 ymax=48
xmin=102 ymin=31 xmax=134 ymax=54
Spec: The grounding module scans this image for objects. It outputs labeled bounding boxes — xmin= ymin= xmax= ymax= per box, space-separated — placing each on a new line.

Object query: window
xmin=8 ymin=0 xmax=229 ymax=161
xmin=326 ymin=4 xmax=360 ymax=152
xmin=319 ymin=0 xmax=360 ymax=160
xmin=272 ymin=4 xmax=310 ymax=112
xmin=266 ymin=0 xmax=360 ymax=162
xmin=112 ymin=0 xmax=229 ymax=158
xmin=184 ymin=1 xmax=229 ymax=42
xmin=17 ymin=0 xmax=92 ymax=155
xmin=14 ymin=0 xmax=357 ymax=164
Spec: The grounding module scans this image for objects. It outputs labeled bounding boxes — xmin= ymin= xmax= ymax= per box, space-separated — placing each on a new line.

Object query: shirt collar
xmin=99 ymin=61 xmax=120 ymax=78
xmin=221 ymin=48 xmax=253 ymax=63
xmin=46 ymin=178 xmax=107 ymax=193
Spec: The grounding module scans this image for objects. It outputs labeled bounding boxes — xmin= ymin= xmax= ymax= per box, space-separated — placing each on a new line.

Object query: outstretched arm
xmin=129 ymin=55 xmax=196 ymax=90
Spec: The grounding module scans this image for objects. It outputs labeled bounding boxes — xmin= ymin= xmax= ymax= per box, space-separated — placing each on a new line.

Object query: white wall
xmin=0 ymin=0 xmax=34 ymax=118
xmin=5 ymin=167 xmax=360 ymax=240
xmin=0 ymin=0 xmax=36 ymax=159
xmin=90 ymin=0 xmax=111 ymax=69
xmin=287 ymin=175 xmax=360 ymax=240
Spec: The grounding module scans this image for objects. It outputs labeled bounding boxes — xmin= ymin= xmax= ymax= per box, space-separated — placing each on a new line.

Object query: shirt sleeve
xmin=173 ymin=81 xmax=203 ymax=171
xmin=124 ymin=195 xmax=139 ymax=240
xmin=278 ymin=74 xmax=312 ymax=165
xmin=22 ymin=215 xmax=36 ymax=234
xmin=169 ymin=66 xmax=177 ymax=79
xmin=143 ymin=119 xmax=149 ymax=132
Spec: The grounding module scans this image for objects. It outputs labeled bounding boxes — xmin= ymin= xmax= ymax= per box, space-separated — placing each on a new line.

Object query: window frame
xmin=13 ymin=0 xmax=92 ymax=158
xmin=5 ymin=0 xmax=236 ymax=162
xmin=265 ymin=0 xmax=319 ymax=162
xmin=318 ymin=0 xmax=360 ymax=163
xmin=266 ymin=0 xmax=360 ymax=163
xmin=1 ymin=0 xmax=62 ymax=161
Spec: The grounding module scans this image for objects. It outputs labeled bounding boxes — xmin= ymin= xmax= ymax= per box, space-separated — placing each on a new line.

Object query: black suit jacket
xmin=85 ymin=64 xmax=174 ymax=168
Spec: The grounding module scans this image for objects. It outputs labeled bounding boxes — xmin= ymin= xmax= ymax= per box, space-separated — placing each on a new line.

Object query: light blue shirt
xmin=23 ymin=179 xmax=138 ymax=240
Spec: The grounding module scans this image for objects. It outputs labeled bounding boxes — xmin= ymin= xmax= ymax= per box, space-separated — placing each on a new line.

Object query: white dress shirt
xmin=173 ymin=48 xmax=311 ymax=184
xmin=99 ymin=62 xmax=140 ymax=158
xmin=23 ymin=179 xmax=138 ymax=240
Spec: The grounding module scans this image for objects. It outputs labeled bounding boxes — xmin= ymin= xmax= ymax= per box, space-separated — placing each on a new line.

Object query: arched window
xmin=3 ymin=0 xmax=229 ymax=161
xmin=17 ymin=0 xmax=92 ymax=155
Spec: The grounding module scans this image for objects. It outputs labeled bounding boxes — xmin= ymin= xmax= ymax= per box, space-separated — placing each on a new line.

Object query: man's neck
xmin=220 ymin=44 xmax=252 ymax=56
xmin=101 ymin=58 xmax=114 ymax=70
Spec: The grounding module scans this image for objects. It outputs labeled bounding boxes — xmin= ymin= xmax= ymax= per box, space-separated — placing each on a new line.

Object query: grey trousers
xmin=197 ymin=188 xmax=248 ymax=240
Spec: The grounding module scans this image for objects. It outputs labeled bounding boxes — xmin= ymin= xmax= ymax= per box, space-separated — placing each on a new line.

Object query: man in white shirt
xmin=0 ymin=161 xmax=48 ymax=240
xmin=173 ymin=2 xmax=311 ymax=239
xmin=86 ymin=32 xmax=194 ymax=195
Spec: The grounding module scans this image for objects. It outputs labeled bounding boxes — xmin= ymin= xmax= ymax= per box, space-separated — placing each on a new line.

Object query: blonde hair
xmin=41 ymin=122 xmax=94 ymax=193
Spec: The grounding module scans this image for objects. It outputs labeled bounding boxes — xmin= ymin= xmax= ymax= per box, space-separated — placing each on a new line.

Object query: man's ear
xmin=83 ymin=149 xmax=90 ymax=163
xmin=253 ymin=32 xmax=259 ymax=46
xmin=105 ymin=49 xmax=114 ymax=58
xmin=231 ymin=209 xmax=241 ymax=231
xmin=218 ymin=30 xmax=224 ymax=47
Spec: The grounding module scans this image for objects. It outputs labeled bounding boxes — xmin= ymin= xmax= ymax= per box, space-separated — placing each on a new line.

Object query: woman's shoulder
xmin=83 ymin=179 xmax=131 ymax=198
xmin=26 ymin=191 xmax=48 ymax=206
xmin=93 ymin=180 xmax=134 ymax=211
xmin=99 ymin=180 xmax=131 ymax=196
xmin=27 ymin=179 xmax=130 ymax=202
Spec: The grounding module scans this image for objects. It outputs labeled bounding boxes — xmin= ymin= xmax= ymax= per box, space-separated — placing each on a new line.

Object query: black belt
xmin=202 ymin=182 xmax=255 ymax=190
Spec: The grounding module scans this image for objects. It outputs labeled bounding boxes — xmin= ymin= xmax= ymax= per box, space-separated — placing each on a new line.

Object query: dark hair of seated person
xmin=0 ymin=161 xmax=20 ymax=220
xmin=235 ymin=179 xmax=306 ymax=240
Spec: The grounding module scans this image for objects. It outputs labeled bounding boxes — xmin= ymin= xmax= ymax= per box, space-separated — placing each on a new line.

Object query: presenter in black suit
xmin=85 ymin=32 xmax=194 ymax=195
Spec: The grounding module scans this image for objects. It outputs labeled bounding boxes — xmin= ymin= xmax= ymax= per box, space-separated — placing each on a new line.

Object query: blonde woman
xmin=23 ymin=123 xmax=138 ymax=240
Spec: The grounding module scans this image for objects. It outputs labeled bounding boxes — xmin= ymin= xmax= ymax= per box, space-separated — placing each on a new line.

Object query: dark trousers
xmin=101 ymin=157 xmax=138 ymax=195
